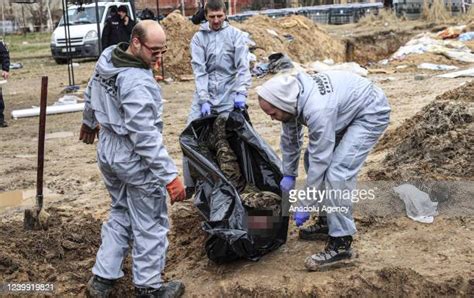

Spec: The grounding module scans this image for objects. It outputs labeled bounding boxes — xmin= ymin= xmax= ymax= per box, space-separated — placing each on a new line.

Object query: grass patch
xmin=2 ymin=32 xmax=51 ymax=59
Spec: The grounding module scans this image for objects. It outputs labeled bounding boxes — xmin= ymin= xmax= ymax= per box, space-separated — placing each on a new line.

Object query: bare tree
xmin=24 ymin=0 xmax=49 ymax=31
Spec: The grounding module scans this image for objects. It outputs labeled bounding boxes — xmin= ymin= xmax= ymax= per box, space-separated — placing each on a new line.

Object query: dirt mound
xmin=161 ymin=11 xmax=199 ymax=78
xmin=218 ymin=266 xmax=472 ymax=296
xmin=235 ymin=15 xmax=345 ymax=64
xmin=160 ymin=14 xmax=345 ymax=77
xmin=0 ymin=207 xmax=107 ymax=295
xmin=167 ymin=200 xmax=207 ymax=270
xmin=369 ymin=81 xmax=474 ymax=180
xmin=0 ymin=203 xmax=208 ymax=296
xmin=331 ymin=267 xmax=472 ymax=296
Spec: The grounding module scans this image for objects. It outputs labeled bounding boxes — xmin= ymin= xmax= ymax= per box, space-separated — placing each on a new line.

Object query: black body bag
xmin=179 ymin=111 xmax=289 ymax=263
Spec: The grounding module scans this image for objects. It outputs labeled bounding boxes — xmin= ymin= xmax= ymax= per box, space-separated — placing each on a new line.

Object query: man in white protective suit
xmin=80 ymin=20 xmax=186 ymax=297
xmin=256 ymin=70 xmax=390 ymax=271
xmin=182 ymin=0 xmax=252 ymax=197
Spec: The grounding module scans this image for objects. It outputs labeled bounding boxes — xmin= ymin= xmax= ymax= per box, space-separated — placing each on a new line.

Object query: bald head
xmin=131 ymin=20 xmax=166 ymax=44
xmin=128 ymin=20 xmax=167 ymax=68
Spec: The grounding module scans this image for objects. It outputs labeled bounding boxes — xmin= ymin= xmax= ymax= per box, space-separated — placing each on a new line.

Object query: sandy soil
xmin=0 ymin=19 xmax=473 ymax=296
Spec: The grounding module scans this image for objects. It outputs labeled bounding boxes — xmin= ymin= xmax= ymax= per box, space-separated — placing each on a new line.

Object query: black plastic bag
xmin=179 ymin=111 xmax=289 ymax=263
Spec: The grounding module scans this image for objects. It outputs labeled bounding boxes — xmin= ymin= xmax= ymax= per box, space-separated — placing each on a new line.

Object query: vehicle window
xmin=58 ymin=6 xmax=106 ymax=26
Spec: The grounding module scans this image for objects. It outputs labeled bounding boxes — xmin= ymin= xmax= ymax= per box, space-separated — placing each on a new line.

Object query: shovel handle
xmin=36 ymin=76 xmax=48 ymax=207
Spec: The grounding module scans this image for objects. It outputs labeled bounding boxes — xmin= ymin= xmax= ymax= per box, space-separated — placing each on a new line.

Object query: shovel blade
xmin=24 ymin=206 xmax=50 ymax=231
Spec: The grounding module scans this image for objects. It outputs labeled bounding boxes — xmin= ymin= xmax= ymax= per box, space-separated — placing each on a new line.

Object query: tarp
xmin=390 ymin=32 xmax=474 ymax=63
xmin=436 ymin=67 xmax=474 ymax=78
xmin=179 ymin=111 xmax=289 ymax=263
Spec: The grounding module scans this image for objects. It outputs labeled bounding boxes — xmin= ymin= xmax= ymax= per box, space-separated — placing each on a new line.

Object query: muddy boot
xmin=86 ymin=275 xmax=116 ymax=298
xmin=304 ymin=235 xmax=353 ymax=271
xmin=135 ymin=281 xmax=185 ymax=298
xmin=0 ymin=121 xmax=7 ymax=127
xmin=299 ymin=216 xmax=329 ymax=240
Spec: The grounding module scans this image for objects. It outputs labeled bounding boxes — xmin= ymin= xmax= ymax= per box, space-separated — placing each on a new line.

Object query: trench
xmin=344 ymin=29 xmax=415 ymax=65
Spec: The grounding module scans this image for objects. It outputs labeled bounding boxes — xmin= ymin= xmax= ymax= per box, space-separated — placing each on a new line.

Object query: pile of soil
xmin=0 ymin=207 xmax=107 ymax=295
xmin=235 ymin=15 xmax=345 ymax=64
xmin=160 ymin=13 xmax=346 ymax=78
xmin=0 ymin=203 xmax=208 ymax=296
xmin=161 ymin=11 xmax=199 ymax=78
xmin=369 ymin=80 xmax=474 ymax=180
xmin=167 ymin=200 xmax=207 ymax=271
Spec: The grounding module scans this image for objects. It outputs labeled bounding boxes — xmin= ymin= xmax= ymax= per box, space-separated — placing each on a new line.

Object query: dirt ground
xmin=0 ymin=17 xmax=473 ymax=296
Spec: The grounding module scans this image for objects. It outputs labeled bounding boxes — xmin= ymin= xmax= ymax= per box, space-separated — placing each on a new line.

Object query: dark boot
xmin=0 ymin=121 xmax=7 ymax=127
xmin=299 ymin=216 xmax=329 ymax=240
xmin=135 ymin=281 xmax=185 ymax=298
xmin=86 ymin=275 xmax=116 ymax=298
xmin=304 ymin=235 xmax=353 ymax=271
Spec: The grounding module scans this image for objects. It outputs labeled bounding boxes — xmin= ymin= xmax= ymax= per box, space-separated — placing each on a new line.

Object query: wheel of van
xmin=54 ymin=58 xmax=68 ymax=64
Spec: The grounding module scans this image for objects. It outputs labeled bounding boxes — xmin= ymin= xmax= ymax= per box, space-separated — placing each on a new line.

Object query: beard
xmin=281 ymin=114 xmax=295 ymax=123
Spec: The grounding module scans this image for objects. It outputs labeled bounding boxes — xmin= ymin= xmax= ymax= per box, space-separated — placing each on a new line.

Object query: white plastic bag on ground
xmin=417 ymin=63 xmax=459 ymax=71
xmin=436 ymin=67 xmax=474 ymax=78
xmin=393 ymin=184 xmax=438 ymax=223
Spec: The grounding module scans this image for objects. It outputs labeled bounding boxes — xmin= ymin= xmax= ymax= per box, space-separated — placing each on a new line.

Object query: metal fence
xmin=228 ymin=3 xmax=383 ymax=25
xmin=393 ymin=0 xmax=466 ymax=19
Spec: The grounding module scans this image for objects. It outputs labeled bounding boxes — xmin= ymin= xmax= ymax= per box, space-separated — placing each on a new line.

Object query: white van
xmin=50 ymin=1 xmax=134 ymax=64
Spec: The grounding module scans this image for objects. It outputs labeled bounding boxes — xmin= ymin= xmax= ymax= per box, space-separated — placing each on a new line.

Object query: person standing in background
xmin=101 ymin=5 xmax=135 ymax=51
xmin=0 ymin=41 xmax=10 ymax=128
xmin=183 ymin=0 xmax=251 ymax=197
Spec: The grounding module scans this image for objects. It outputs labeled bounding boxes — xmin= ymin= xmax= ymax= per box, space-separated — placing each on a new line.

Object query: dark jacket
xmin=101 ymin=15 xmax=135 ymax=51
xmin=0 ymin=42 xmax=10 ymax=72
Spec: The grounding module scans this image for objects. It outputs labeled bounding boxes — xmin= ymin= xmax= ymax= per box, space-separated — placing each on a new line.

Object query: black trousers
xmin=0 ymin=89 xmax=4 ymax=123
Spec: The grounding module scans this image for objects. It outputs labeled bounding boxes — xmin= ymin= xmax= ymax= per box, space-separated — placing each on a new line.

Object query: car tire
xmin=54 ymin=58 xmax=68 ymax=64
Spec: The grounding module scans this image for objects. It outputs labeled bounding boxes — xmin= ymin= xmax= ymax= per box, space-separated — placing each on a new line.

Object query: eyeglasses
xmin=139 ymin=40 xmax=167 ymax=56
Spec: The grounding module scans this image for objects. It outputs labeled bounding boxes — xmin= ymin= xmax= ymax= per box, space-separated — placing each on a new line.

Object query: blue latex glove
xmin=280 ymin=175 xmax=296 ymax=193
xmin=294 ymin=212 xmax=310 ymax=227
xmin=201 ymin=102 xmax=211 ymax=116
xmin=234 ymin=93 xmax=246 ymax=110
